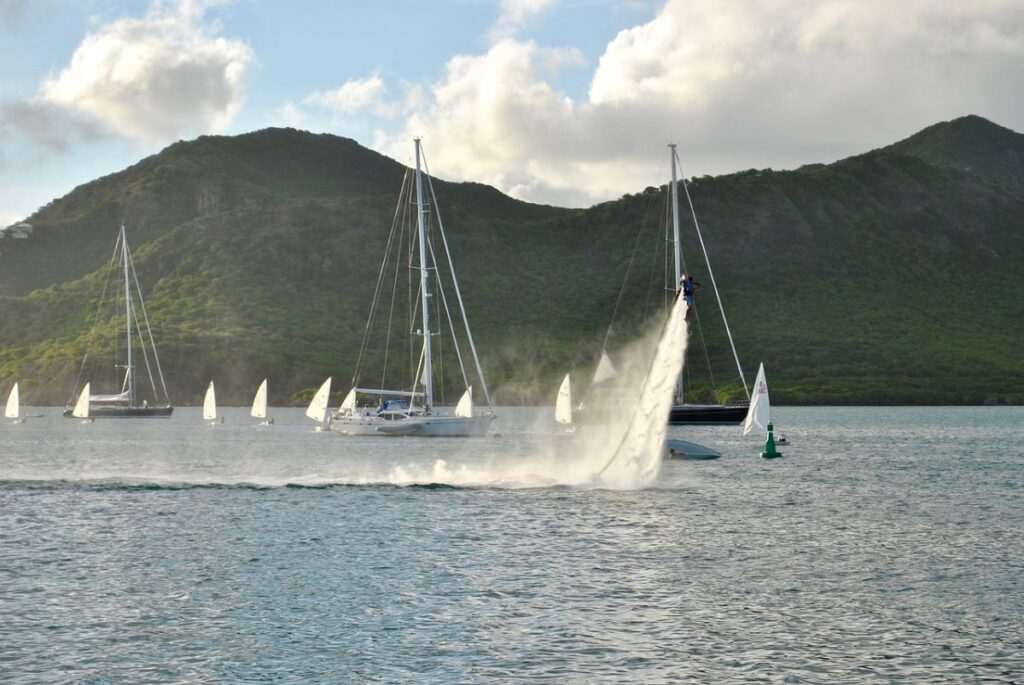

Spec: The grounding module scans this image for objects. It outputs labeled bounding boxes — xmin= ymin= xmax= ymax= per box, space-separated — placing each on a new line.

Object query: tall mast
xmin=669 ymin=144 xmax=683 ymax=292
xmin=414 ymin=139 xmax=434 ymax=410
xmin=121 ymin=224 xmax=134 ymax=406
xmin=669 ymin=145 xmax=684 ymax=403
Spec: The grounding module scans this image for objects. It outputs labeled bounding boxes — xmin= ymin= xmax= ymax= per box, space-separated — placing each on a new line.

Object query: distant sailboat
xmin=306 ymin=377 xmax=332 ymax=429
xmin=331 ymin=139 xmax=494 ymax=437
xmin=63 ymin=224 xmax=173 ymax=419
xmin=555 ymin=373 xmax=574 ymax=429
xmin=72 ymin=383 xmax=92 ymax=421
xmin=5 ymin=383 xmax=25 ymax=423
xmin=251 ymin=378 xmax=273 ymax=425
xmin=743 ymin=363 xmax=783 ymax=458
xmin=203 ymin=381 xmax=223 ymax=424
xmin=591 ymin=351 xmax=617 ymax=385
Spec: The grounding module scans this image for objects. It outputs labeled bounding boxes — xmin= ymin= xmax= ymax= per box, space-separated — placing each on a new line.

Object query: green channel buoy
xmin=761 ymin=422 xmax=783 ymax=459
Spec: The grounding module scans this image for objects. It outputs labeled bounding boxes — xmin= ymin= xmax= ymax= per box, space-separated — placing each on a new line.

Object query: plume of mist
xmin=360 ymin=293 xmax=689 ymax=490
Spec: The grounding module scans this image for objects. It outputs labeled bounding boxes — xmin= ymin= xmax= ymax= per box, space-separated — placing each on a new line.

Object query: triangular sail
xmin=555 ymin=373 xmax=573 ymax=425
xmin=306 ymin=377 xmax=332 ymax=423
xmin=251 ymin=379 xmax=268 ymax=419
xmin=339 ymin=388 xmax=356 ymax=412
xmin=203 ymin=381 xmax=217 ymax=421
xmin=742 ymin=363 xmax=770 ymax=436
xmin=592 ymin=350 xmax=618 ymax=385
xmin=454 ymin=386 xmax=473 ymax=418
xmin=5 ymin=383 xmax=19 ymax=419
xmin=73 ymin=383 xmax=90 ymax=418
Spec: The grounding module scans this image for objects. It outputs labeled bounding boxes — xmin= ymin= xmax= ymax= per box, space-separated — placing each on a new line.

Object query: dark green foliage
xmin=1 ymin=116 xmax=1022 ymax=406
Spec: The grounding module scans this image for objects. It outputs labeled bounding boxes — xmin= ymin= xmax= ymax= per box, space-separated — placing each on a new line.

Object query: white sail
xmin=203 ymin=381 xmax=217 ymax=421
xmin=73 ymin=383 xmax=91 ymax=418
xmin=339 ymin=387 xmax=356 ymax=412
xmin=742 ymin=363 xmax=771 ymax=436
xmin=251 ymin=379 xmax=268 ymax=419
xmin=306 ymin=377 xmax=332 ymax=423
xmin=454 ymin=386 xmax=473 ymax=418
xmin=4 ymin=382 xmax=18 ymax=419
xmin=555 ymin=373 xmax=573 ymax=425
xmin=592 ymin=350 xmax=618 ymax=385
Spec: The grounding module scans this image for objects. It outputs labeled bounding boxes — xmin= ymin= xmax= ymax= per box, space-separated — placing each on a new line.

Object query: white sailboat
xmin=251 ymin=378 xmax=273 ymax=425
xmin=743 ymin=363 xmax=784 ymax=457
xmin=203 ymin=381 xmax=223 ymax=424
xmin=664 ymin=144 xmax=750 ymax=425
xmin=591 ymin=351 xmax=617 ymax=385
xmin=306 ymin=377 xmax=332 ymax=429
xmin=64 ymin=224 xmax=173 ymax=418
xmin=742 ymin=363 xmax=770 ymax=436
xmin=5 ymin=383 xmax=25 ymax=423
xmin=554 ymin=373 xmax=574 ymax=429
xmin=331 ymin=139 xmax=495 ymax=437
xmin=72 ymin=383 xmax=92 ymax=421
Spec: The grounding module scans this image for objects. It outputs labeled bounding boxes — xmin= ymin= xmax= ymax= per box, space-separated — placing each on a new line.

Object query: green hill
xmin=1 ymin=116 xmax=1022 ymax=406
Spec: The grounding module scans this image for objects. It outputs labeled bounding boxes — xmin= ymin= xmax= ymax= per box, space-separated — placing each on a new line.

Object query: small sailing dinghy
xmin=306 ymin=377 xmax=332 ymax=430
xmin=63 ymin=225 xmax=173 ymax=419
xmin=203 ymin=381 xmax=223 ymax=424
xmin=251 ymin=379 xmax=273 ymax=425
xmin=554 ymin=373 xmax=575 ymax=430
xmin=5 ymin=382 xmax=25 ymax=423
xmin=743 ymin=363 xmax=783 ymax=459
xmin=72 ymin=383 xmax=92 ymax=422
xmin=331 ymin=139 xmax=495 ymax=438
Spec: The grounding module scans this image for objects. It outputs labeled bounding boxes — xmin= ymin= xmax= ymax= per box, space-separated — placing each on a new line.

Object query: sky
xmin=1 ymin=0 xmax=1023 ymax=226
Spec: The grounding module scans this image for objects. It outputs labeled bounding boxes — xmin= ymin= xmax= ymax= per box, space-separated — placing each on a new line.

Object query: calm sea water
xmin=1 ymin=406 xmax=1022 ymax=683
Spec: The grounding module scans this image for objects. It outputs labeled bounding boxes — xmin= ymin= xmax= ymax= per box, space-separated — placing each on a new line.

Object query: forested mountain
xmin=1 ymin=116 xmax=1021 ymax=406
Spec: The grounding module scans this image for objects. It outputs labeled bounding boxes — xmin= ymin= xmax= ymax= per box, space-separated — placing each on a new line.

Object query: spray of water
xmin=364 ymin=293 xmax=689 ymax=490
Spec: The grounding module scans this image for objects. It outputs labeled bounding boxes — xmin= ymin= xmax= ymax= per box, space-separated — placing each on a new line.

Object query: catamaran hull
xmin=330 ymin=414 xmax=494 ymax=437
xmin=62 ymin=406 xmax=174 ymax=419
xmin=668 ymin=403 xmax=748 ymax=425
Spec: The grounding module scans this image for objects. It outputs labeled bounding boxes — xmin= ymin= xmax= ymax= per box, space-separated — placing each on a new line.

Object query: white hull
xmin=330 ymin=413 xmax=494 ymax=437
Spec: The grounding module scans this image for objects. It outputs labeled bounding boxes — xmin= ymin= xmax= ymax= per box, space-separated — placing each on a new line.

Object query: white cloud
xmin=372 ymin=0 xmax=1024 ymax=207
xmin=2 ymin=0 xmax=253 ymax=147
xmin=376 ymin=40 xmax=595 ymax=205
xmin=276 ymin=101 xmax=308 ymax=129
xmin=305 ymin=75 xmax=393 ymax=117
xmin=490 ymin=0 xmax=557 ymax=42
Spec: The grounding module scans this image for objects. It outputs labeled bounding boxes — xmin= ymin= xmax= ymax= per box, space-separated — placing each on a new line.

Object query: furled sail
xmin=306 ymin=377 xmax=332 ymax=423
xmin=251 ymin=379 xmax=268 ymax=419
xmin=555 ymin=373 xmax=573 ymax=425
xmin=592 ymin=350 xmax=618 ymax=385
xmin=203 ymin=381 xmax=217 ymax=421
xmin=454 ymin=386 xmax=473 ymax=418
xmin=5 ymin=382 xmax=18 ymax=419
xmin=742 ymin=363 xmax=771 ymax=436
xmin=73 ymin=383 xmax=91 ymax=418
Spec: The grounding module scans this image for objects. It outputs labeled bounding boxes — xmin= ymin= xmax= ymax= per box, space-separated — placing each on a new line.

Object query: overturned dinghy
xmin=665 ymin=438 xmax=721 ymax=460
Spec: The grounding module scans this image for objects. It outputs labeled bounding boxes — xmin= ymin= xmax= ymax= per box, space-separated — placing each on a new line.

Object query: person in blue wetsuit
xmin=681 ymin=275 xmax=700 ymax=321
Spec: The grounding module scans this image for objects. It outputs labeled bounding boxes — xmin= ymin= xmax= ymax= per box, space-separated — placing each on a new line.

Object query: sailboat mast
xmin=669 ymin=144 xmax=684 ymax=403
xmin=669 ymin=144 xmax=683 ymax=291
xmin=121 ymin=224 xmax=134 ymax=407
xmin=414 ymin=139 xmax=434 ymax=410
